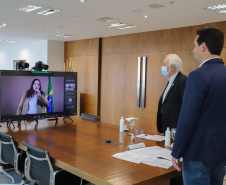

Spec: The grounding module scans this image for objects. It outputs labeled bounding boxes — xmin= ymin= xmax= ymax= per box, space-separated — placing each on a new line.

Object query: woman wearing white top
xmin=17 ymin=79 xmax=49 ymax=115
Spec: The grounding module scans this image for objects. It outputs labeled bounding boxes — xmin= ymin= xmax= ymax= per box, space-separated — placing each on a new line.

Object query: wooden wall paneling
xmin=102 ymin=33 xmax=143 ymax=55
xmin=101 ymin=32 xmax=144 ymax=125
xmin=64 ymin=38 xmax=100 ymax=116
xmin=222 ymin=21 xmax=226 ymax=48
xmin=143 ymin=29 xmax=173 ymax=53
xmin=65 ymin=38 xmax=99 ymax=57
xmin=64 ymin=57 xmax=75 ymax=72
xmin=205 ymin=21 xmax=226 ymax=48
xmin=171 ymin=25 xmax=204 ymax=51
xmin=100 ymin=53 xmax=143 ymax=124
xmin=175 ymin=50 xmax=199 ymax=76
xmin=64 ymin=42 xmax=74 ymax=57
xmin=221 ymin=48 xmax=226 ymax=65
xmin=75 ymin=55 xmax=99 ymax=115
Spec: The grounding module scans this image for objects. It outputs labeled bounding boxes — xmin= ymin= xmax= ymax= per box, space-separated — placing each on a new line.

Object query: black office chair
xmin=22 ymin=141 xmax=88 ymax=185
xmin=0 ymin=132 xmax=26 ymax=184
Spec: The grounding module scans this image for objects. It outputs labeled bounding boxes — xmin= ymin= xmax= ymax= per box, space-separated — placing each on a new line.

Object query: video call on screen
xmin=1 ymin=73 xmax=77 ymax=118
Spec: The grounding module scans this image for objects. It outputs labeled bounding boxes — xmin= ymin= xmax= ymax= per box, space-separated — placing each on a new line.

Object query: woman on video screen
xmin=17 ymin=78 xmax=49 ymax=115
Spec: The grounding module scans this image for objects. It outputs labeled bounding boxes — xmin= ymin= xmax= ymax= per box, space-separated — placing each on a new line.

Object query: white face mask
xmin=161 ymin=66 xmax=168 ymax=76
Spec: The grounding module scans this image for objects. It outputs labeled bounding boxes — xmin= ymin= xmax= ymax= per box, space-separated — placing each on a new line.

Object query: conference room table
xmin=0 ymin=117 xmax=181 ymax=185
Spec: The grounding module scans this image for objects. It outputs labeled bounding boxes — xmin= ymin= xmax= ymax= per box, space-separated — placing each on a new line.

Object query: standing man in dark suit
xmin=172 ymin=28 xmax=226 ymax=185
xmin=157 ymin=54 xmax=187 ymax=134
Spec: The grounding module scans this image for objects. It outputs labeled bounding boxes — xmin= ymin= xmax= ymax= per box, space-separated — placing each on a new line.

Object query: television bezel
xmin=0 ymin=70 xmax=77 ymax=122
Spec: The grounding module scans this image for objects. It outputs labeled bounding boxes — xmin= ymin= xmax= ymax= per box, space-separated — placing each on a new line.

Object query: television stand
xmin=63 ymin=116 xmax=73 ymax=122
xmin=7 ymin=121 xmax=20 ymax=129
xmin=47 ymin=117 xmax=58 ymax=123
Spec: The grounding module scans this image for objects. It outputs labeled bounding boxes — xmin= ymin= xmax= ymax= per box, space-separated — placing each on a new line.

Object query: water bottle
xmin=165 ymin=127 xmax=171 ymax=147
xmin=120 ymin=117 xmax=124 ymax=132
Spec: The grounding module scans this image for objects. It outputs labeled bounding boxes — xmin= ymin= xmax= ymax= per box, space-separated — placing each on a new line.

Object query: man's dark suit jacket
xmin=157 ymin=72 xmax=187 ymax=133
xmin=172 ymin=58 xmax=226 ymax=164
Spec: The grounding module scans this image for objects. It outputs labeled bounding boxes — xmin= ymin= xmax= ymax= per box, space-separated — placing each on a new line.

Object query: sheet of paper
xmin=135 ymin=134 xmax=165 ymax=141
xmin=112 ymin=146 xmax=173 ymax=169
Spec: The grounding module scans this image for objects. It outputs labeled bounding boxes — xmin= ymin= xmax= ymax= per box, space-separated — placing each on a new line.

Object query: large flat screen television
xmin=0 ymin=70 xmax=77 ymax=122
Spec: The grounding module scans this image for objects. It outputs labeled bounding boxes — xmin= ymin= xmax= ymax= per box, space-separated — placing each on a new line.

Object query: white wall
xmin=0 ymin=40 xmax=64 ymax=71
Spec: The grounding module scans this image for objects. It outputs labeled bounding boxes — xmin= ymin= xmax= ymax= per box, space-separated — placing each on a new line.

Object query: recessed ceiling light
xmin=80 ymin=0 xmax=85 ymax=2
xmin=144 ymin=15 xmax=148 ymax=18
xmin=0 ymin=23 xmax=7 ymax=28
xmin=94 ymin=17 xmax=118 ymax=23
xmin=18 ymin=5 xmax=42 ymax=12
xmin=205 ymin=4 xmax=226 ymax=10
xmin=129 ymin=9 xmax=144 ymax=13
xmin=106 ymin=23 xmax=126 ymax=27
xmin=49 ymin=31 xmax=74 ymax=38
xmin=204 ymin=4 xmax=226 ymax=13
xmin=117 ymin=25 xmax=138 ymax=29
xmin=8 ymin=41 xmax=16 ymax=44
xmin=218 ymin=10 xmax=226 ymax=13
xmin=37 ymin=9 xmax=61 ymax=15
xmin=0 ymin=40 xmax=15 ymax=43
xmin=149 ymin=4 xmax=164 ymax=9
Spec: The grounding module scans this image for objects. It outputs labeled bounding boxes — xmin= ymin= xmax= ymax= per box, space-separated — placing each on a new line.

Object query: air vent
xmin=149 ymin=4 xmax=164 ymax=9
xmin=129 ymin=9 xmax=144 ymax=13
xmin=94 ymin=17 xmax=118 ymax=23
xmin=37 ymin=9 xmax=61 ymax=15
xmin=49 ymin=31 xmax=74 ymax=38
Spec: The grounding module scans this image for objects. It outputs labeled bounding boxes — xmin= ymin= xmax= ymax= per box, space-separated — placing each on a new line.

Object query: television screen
xmin=0 ymin=70 xmax=77 ymax=122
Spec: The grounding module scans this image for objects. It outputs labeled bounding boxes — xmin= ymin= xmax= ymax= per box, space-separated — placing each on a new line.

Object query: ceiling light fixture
xmin=49 ymin=31 xmax=74 ymax=38
xmin=205 ymin=4 xmax=226 ymax=10
xmin=129 ymin=9 xmax=144 ymax=13
xmin=18 ymin=5 xmax=42 ymax=12
xmin=144 ymin=15 xmax=148 ymax=18
xmin=0 ymin=40 xmax=15 ymax=43
xmin=106 ymin=23 xmax=126 ymax=27
xmin=117 ymin=25 xmax=138 ymax=30
xmin=204 ymin=4 xmax=226 ymax=13
xmin=218 ymin=10 xmax=226 ymax=13
xmin=80 ymin=0 xmax=85 ymax=2
xmin=0 ymin=23 xmax=7 ymax=28
xmin=94 ymin=17 xmax=118 ymax=23
xmin=149 ymin=4 xmax=164 ymax=9
xmin=37 ymin=9 xmax=61 ymax=15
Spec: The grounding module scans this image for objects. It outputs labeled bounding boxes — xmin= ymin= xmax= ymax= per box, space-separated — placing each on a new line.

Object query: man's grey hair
xmin=167 ymin=54 xmax=183 ymax=72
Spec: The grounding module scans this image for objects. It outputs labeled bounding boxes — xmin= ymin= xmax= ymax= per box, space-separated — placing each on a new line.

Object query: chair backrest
xmin=0 ymin=132 xmax=17 ymax=166
xmin=22 ymin=141 xmax=55 ymax=185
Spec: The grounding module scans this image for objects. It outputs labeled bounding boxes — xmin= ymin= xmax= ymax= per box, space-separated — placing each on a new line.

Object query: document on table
xmin=135 ymin=134 xmax=165 ymax=141
xmin=112 ymin=146 xmax=173 ymax=169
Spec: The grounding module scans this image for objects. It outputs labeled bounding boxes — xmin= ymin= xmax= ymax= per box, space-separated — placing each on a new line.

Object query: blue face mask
xmin=161 ymin=66 xmax=168 ymax=76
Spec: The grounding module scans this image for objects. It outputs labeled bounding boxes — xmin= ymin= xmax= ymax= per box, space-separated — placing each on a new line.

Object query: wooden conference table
xmin=0 ymin=117 xmax=181 ymax=185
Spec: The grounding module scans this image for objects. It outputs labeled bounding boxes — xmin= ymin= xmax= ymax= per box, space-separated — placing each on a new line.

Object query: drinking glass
xmin=170 ymin=128 xmax=176 ymax=147
xmin=127 ymin=119 xmax=135 ymax=136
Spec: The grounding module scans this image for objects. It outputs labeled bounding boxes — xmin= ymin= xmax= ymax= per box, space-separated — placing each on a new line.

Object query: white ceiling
xmin=0 ymin=0 xmax=226 ymax=47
